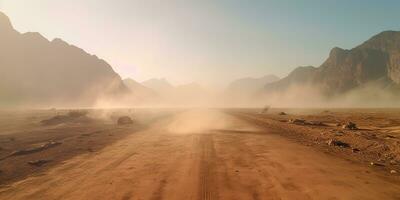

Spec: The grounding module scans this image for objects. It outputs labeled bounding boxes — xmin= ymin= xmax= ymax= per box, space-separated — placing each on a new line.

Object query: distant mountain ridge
xmin=141 ymin=78 xmax=212 ymax=106
xmin=0 ymin=11 xmax=129 ymax=107
xmin=141 ymin=78 xmax=175 ymax=94
xmin=264 ymin=31 xmax=400 ymax=96
xmin=227 ymin=75 xmax=279 ymax=91
xmin=224 ymin=75 xmax=279 ymax=106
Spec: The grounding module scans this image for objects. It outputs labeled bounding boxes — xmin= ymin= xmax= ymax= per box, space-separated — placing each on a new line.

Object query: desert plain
xmin=0 ymin=108 xmax=399 ymax=200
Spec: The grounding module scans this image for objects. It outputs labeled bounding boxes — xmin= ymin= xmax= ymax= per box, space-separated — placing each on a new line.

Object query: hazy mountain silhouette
xmin=141 ymin=78 xmax=212 ymax=106
xmin=173 ymin=82 xmax=212 ymax=105
xmin=225 ymin=75 xmax=279 ymax=106
xmin=0 ymin=12 xmax=129 ymax=107
xmin=123 ymin=78 xmax=159 ymax=103
xmin=264 ymin=31 xmax=400 ymax=96
xmin=141 ymin=78 xmax=175 ymax=95
xmin=227 ymin=75 xmax=279 ymax=94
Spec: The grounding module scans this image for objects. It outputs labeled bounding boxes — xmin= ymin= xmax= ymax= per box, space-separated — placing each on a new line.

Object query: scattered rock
xmin=117 ymin=116 xmax=134 ymax=125
xmin=385 ymin=134 xmax=396 ymax=139
xmin=278 ymin=112 xmax=287 ymax=115
xmin=390 ymin=160 xmax=397 ymax=165
xmin=28 ymin=159 xmax=51 ymax=167
xmin=326 ymin=139 xmax=350 ymax=148
xmin=352 ymin=148 xmax=360 ymax=153
xmin=342 ymin=122 xmax=357 ymax=130
xmin=8 ymin=141 xmax=62 ymax=157
xmin=41 ymin=110 xmax=92 ymax=126
xmin=289 ymin=119 xmax=306 ymax=125
xmin=309 ymin=121 xmax=326 ymax=126
xmin=390 ymin=170 xmax=397 ymax=174
xmin=370 ymin=162 xmax=385 ymax=167
xmin=335 ymin=131 xmax=344 ymax=136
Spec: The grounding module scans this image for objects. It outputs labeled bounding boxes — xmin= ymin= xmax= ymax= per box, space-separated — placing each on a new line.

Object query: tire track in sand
xmin=198 ymin=134 xmax=218 ymax=200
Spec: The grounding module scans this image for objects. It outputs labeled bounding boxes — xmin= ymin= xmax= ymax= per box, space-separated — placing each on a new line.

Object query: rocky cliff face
xmin=356 ymin=31 xmax=400 ymax=84
xmin=0 ymin=12 xmax=129 ymax=107
xmin=264 ymin=31 xmax=400 ymax=96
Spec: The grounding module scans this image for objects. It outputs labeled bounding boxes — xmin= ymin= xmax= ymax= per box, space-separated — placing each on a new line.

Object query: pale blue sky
xmin=1 ymin=0 xmax=399 ymax=87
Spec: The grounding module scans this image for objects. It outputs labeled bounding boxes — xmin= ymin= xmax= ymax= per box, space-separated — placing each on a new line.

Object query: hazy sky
xmin=1 ymin=0 xmax=399 ymax=87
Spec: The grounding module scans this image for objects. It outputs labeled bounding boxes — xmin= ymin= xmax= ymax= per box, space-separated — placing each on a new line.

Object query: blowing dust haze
xmin=1 ymin=1 xmax=400 ymax=200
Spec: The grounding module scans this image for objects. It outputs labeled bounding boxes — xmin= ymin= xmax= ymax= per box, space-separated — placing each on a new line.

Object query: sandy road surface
xmin=0 ymin=109 xmax=399 ymax=200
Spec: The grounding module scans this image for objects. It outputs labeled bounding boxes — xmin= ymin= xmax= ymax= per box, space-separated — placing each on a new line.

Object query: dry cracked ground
xmin=0 ymin=109 xmax=399 ymax=200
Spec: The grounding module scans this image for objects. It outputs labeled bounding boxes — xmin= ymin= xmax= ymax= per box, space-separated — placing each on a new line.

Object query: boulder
xmin=117 ymin=116 xmax=133 ymax=125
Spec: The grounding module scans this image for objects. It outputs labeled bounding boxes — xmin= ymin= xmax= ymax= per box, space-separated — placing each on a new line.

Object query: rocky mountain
xmin=264 ymin=31 xmax=400 ymax=97
xmin=0 ymin=11 xmax=129 ymax=107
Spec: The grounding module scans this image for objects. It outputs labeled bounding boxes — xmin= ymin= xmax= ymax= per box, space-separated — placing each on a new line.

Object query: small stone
xmin=335 ymin=131 xmax=344 ymax=136
xmin=28 ymin=159 xmax=51 ymax=166
xmin=310 ymin=121 xmax=326 ymax=126
xmin=370 ymin=162 xmax=385 ymax=167
xmin=385 ymin=135 xmax=396 ymax=139
xmin=390 ymin=170 xmax=397 ymax=174
xmin=352 ymin=148 xmax=360 ymax=153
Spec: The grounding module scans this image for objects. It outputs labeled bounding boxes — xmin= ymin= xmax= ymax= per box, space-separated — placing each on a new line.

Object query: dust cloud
xmin=3 ymin=76 xmax=400 ymax=109
xmin=166 ymin=109 xmax=232 ymax=134
xmin=255 ymin=83 xmax=400 ymax=108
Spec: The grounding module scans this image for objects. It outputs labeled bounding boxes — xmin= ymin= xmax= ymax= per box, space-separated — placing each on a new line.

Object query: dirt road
xmin=0 ymin=109 xmax=399 ymax=200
